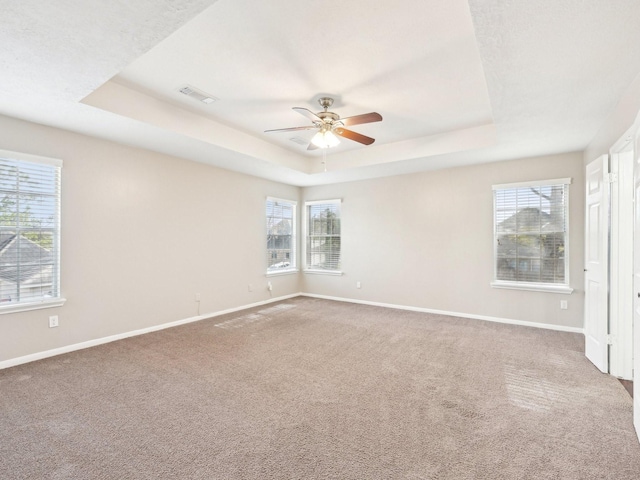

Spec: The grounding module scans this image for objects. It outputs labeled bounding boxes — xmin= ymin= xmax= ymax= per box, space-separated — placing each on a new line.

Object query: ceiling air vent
xmin=178 ymin=85 xmax=218 ymax=104
xmin=289 ymin=137 xmax=307 ymax=145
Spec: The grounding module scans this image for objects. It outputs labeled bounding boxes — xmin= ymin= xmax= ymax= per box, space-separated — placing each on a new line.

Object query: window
xmin=492 ymin=178 xmax=572 ymax=293
xmin=305 ymin=199 xmax=341 ymax=273
xmin=0 ymin=150 xmax=63 ymax=311
xmin=266 ymin=197 xmax=296 ymax=274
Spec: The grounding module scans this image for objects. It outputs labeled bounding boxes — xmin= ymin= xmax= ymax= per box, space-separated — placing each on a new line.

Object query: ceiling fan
xmin=265 ymin=97 xmax=382 ymax=150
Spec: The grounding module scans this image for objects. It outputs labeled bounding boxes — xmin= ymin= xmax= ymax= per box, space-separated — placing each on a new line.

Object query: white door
xmin=584 ymin=155 xmax=609 ymax=373
xmin=633 ymin=128 xmax=640 ymax=437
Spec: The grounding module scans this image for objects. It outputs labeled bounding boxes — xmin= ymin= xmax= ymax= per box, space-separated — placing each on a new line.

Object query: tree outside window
xmin=266 ymin=198 xmax=296 ymax=272
xmin=0 ymin=155 xmax=61 ymax=305
xmin=493 ymin=180 xmax=570 ymax=289
xmin=306 ymin=201 xmax=341 ymax=272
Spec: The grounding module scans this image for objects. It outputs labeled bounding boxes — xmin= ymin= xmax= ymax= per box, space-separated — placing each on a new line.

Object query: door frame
xmin=609 ymin=110 xmax=640 ymax=442
xmin=609 ymin=139 xmax=635 ymax=379
xmin=632 ymin=118 xmax=640 ymax=440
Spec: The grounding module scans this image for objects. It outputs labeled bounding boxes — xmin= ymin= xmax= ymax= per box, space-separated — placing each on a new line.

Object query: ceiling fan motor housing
xmin=317 ymin=111 xmax=340 ymax=124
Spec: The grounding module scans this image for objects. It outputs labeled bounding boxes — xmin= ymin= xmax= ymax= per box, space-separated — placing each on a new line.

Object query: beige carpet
xmin=1 ymin=297 xmax=639 ymax=479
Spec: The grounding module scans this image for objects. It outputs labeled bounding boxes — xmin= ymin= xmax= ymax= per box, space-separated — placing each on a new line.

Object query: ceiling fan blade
xmin=264 ymin=125 xmax=316 ymax=133
xmin=292 ymin=107 xmax=323 ymax=123
xmin=334 ymin=128 xmax=375 ymax=145
xmin=307 ymin=143 xmax=320 ymax=151
xmin=339 ymin=112 xmax=382 ymax=127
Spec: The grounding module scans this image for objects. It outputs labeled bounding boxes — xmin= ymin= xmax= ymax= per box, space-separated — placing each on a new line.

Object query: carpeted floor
xmin=1 ymin=297 xmax=639 ymax=479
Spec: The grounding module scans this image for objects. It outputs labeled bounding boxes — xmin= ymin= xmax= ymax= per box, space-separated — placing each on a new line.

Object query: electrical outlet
xmin=560 ymin=300 xmax=568 ymax=310
xmin=356 ymin=281 xmax=361 ymax=289
xmin=248 ymin=284 xmax=253 ymax=292
xmin=267 ymin=282 xmax=273 ymax=291
xmin=195 ymin=293 xmax=201 ymax=302
xmin=49 ymin=315 xmax=59 ymax=328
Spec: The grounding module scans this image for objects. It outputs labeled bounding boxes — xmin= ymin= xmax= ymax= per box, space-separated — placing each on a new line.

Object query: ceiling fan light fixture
xmin=265 ymin=97 xmax=381 ymax=149
xmin=311 ymin=129 xmax=340 ymax=149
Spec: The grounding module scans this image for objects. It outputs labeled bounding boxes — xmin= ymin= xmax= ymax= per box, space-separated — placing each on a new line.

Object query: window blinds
xmin=266 ymin=197 xmax=296 ymax=272
xmin=306 ymin=200 xmax=341 ymax=271
xmin=0 ymin=154 xmax=62 ymax=305
xmin=493 ymin=180 xmax=569 ymax=285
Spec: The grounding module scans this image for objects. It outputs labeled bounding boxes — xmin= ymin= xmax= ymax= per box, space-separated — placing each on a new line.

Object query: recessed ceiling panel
xmin=97 ymin=0 xmax=493 ymax=161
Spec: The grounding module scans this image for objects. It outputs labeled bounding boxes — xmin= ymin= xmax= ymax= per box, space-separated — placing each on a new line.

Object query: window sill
xmin=0 ymin=297 xmax=67 ymax=315
xmin=266 ymin=269 xmax=299 ymax=277
xmin=490 ymin=281 xmax=573 ymax=294
xmin=304 ymin=269 xmax=343 ymax=276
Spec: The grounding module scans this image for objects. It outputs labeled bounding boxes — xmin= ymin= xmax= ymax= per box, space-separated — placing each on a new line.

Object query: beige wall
xmin=585 ymin=72 xmax=640 ymax=162
xmin=0 ymin=115 xmax=301 ymax=362
xmin=302 ymin=152 xmax=585 ymax=329
xmin=0 ymin=113 xmax=586 ymax=365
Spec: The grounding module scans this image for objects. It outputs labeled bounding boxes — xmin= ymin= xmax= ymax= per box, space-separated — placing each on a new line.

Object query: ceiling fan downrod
xmin=318 ymin=97 xmax=334 ymax=111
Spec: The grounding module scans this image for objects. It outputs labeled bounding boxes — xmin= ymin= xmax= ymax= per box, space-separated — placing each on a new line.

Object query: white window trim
xmin=304 ymin=198 xmax=342 ymax=274
xmin=492 ymin=177 xmax=572 ymax=190
xmin=0 ymin=150 xmax=63 ymax=309
xmin=491 ymin=178 xmax=572 ymax=293
xmin=490 ymin=281 xmax=573 ymax=294
xmin=305 ymin=199 xmax=342 ymax=205
xmin=0 ymin=297 xmax=66 ymax=315
xmin=267 ymin=196 xmax=297 ymax=205
xmin=304 ymin=269 xmax=343 ymax=276
xmin=0 ymin=149 xmax=63 ymax=168
xmin=266 ymin=269 xmax=299 ymax=277
xmin=266 ymin=196 xmax=297 ymax=274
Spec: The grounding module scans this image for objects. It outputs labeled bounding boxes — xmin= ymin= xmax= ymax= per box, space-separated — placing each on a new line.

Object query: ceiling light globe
xmin=311 ymin=130 xmax=340 ymax=149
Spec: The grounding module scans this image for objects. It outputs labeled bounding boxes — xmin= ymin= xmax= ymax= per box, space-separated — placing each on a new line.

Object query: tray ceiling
xmin=2 ymin=0 xmax=640 ymax=185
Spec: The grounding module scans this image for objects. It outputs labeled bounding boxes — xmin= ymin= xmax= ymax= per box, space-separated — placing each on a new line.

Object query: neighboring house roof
xmin=497 ymin=207 xmax=564 ymax=234
xmin=497 ymin=208 xmax=565 ymax=258
xmin=0 ymin=234 xmax=14 ymax=251
xmin=0 ymin=233 xmax=53 ymax=284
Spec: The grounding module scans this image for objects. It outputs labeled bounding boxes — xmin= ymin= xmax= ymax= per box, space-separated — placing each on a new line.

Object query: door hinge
xmin=606 ymin=334 xmax=614 ymax=345
xmin=605 ymin=173 xmax=618 ymax=183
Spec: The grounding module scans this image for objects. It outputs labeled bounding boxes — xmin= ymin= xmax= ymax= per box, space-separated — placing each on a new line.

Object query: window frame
xmin=304 ymin=199 xmax=342 ymax=276
xmin=0 ymin=149 xmax=65 ymax=314
xmin=266 ymin=196 xmax=298 ymax=276
xmin=491 ymin=178 xmax=573 ymax=294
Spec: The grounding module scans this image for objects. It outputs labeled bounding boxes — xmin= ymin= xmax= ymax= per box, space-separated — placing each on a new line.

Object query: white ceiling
xmin=2 ymin=0 xmax=640 ymax=186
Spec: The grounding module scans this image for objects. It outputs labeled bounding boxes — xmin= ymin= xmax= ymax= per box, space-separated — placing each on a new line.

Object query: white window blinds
xmin=0 ymin=152 xmax=62 ymax=306
xmin=266 ymin=197 xmax=296 ymax=273
xmin=493 ymin=178 xmax=570 ymax=286
xmin=306 ymin=200 xmax=341 ymax=272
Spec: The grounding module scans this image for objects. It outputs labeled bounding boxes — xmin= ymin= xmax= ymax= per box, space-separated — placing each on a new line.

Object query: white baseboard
xmin=300 ymin=293 xmax=585 ymax=334
xmin=1 ymin=292 xmax=583 ymax=370
xmin=0 ymin=293 xmax=301 ymax=370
